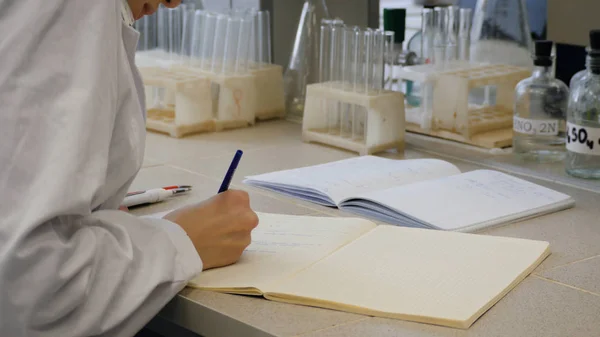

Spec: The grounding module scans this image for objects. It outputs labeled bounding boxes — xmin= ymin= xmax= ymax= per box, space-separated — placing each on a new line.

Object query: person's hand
xmin=163 ymin=190 xmax=259 ymax=270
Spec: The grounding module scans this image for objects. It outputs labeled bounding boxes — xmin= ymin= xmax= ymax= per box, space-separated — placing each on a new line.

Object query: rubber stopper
xmin=534 ymin=40 xmax=553 ymax=57
xmin=533 ymin=40 xmax=553 ymax=66
xmin=590 ymin=29 xmax=600 ymax=50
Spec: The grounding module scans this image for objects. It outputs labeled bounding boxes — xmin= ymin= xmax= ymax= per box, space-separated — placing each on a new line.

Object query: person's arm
xmin=0 ymin=1 xmax=203 ymax=336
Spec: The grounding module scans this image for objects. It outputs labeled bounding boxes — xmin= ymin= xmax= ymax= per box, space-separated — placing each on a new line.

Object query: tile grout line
xmin=533 ymin=255 xmax=600 ymax=274
xmin=292 ymin=317 xmax=371 ymax=337
xmin=532 ymin=274 xmax=600 ymax=297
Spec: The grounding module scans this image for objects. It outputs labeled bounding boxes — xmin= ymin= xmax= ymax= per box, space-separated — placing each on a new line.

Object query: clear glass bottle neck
xmin=531 ymin=65 xmax=552 ymax=79
xmin=585 ymin=54 xmax=600 ymax=76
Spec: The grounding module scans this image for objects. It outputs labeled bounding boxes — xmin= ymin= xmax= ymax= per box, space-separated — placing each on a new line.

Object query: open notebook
xmin=187 ymin=212 xmax=551 ymax=329
xmin=243 ymin=156 xmax=575 ymax=232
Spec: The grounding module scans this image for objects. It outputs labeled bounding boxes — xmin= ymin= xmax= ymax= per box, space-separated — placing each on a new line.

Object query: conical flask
xmin=283 ymin=0 xmax=331 ymax=122
xmin=469 ymin=0 xmax=533 ymax=68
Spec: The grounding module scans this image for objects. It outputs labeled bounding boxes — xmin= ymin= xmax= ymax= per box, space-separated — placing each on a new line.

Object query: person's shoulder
xmin=0 ymin=0 xmax=123 ymax=81
xmin=0 ymin=0 xmax=121 ymax=29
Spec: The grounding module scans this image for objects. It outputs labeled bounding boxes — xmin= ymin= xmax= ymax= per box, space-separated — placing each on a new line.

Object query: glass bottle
xmin=469 ymin=0 xmax=533 ymax=68
xmin=565 ymin=30 xmax=600 ymax=179
xmin=283 ymin=0 xmax=331 ymax=122
xmin=512 ymin=40 xmax=569 ymax=162
xmin=569 ymin=50 xmax=593 ymax=91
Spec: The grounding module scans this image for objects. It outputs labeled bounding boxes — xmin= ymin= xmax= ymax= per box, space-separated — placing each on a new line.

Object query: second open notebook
xmin=243 ymin=156 xmax=575 ymax=232
xmin=188 ymin=212 xmax=551 ymax=329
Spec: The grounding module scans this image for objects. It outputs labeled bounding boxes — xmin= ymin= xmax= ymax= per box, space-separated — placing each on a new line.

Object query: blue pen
xmin=218 ymin=150 xmax=243 ymax=193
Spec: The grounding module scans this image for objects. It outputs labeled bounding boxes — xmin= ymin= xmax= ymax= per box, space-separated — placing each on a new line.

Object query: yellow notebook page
xmin=188 ymin=212 xmax=377 ymax=294
xmin=264 ymin=225 xmax=550 ymax=328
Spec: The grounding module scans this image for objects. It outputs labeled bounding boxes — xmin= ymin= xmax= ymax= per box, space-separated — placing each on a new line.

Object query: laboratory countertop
xmin=131 ymin=119 xmax=600 ymax=337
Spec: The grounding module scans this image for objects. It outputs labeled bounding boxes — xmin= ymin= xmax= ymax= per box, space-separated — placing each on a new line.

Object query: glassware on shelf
xmin=512 ymin=40 xmax=569 ymax=162
xmin=283 ymin=0 xmax=332 ymax=122
xmin=565 ymin=30 xmax=600 ymax=179
xmin=469 ymin=0 xmax=533 ymax=68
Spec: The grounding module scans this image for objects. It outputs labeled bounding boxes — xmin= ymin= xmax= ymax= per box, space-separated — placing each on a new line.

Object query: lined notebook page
xmin=350 ymin=169 xmax=573 ymax=231
xmin=188 ymin=213 xmax=376 ymax=291
xmin=244 ymin=156 xmax=461 ymax=205
xmin=264 ymin=225 xmax=550 ymax=328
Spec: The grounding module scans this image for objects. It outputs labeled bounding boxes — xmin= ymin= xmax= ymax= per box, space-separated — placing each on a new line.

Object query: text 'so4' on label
xmin=566 ymin=122 xmax=600 ymax=155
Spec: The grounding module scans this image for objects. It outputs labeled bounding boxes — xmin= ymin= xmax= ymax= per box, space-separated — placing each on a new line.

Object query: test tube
xmin=340 ymin=26 xmax=356 ymax=138
xmin=256 ymin=11 xmax=272 ymax=67
xmin=157 ymin=6 xmax=168 ymax=55
xmin=179 ymin=2 xmax=195 ymax=12
xmin=318 ymin=20 xmax=333 ymax=133
xmin=329 ymin=22 xmax=345 ymax=88
xmin=318 ymin=19 xmax=333 ymax=84
xmin=351 ymin=28 xmax=373 ymax=141
xmin=352 ymin=27 xmax=366 ymax=140
xmin=447 ymin=5 xmax=459 ymax=62
xmin=248 ymin=11 xmax=257 ymax=67
xmin=433 ymin=7 xmax=448 ymax=67
xmin=363 ymin=28 xmax=374 ymax=93
xmin=421 ymin=8 xmax=434 ymax=64
xmin=341 ymin=27 xmax=357 ymax=90
xmin=167 ymin=7 xmax=183 ymax=60
xmin=189 ymin=10 xmax=206 ymax=67
xmin=352 ymin=27 xmax=365 ymax=93
xmin=211 ymin=14 xmax=229 ymax=73
xmin=136 ymin=14 xmax=157 ymax=51
xmin=201 ymin=12 xmax=217 ymax=71
xmin=222 ymin=17 xmax=242 ymax=74
xmin=180 ymin=8 xmax=197 ymax=64
xmin=384 ymin=31 xmax=395 ymax=90
xmin=458 ymin=8 xmax=472 ymax=61
xmin=235 ymin=16 xmax=253 ymax=73
xmin=372 ymin=30 xmax=385 ymax=93
xmin=328 ymin=21 xmax=345 ymax=134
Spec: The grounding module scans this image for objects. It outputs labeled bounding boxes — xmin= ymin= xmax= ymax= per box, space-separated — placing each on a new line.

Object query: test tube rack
xmin=140 ymin=67 xmax=215 ymax=137
xmin=396 ymin=62 xmax=530 ymax=148
xmin=299 ymin=20 xmax=405 ymax=156
xmin=141 ymin=65 xmax=260 ymax=137
xmin=135 ymin=7 xmax=286 ymax=138
xmin=302 ymin=83 xmax=405 ymax=156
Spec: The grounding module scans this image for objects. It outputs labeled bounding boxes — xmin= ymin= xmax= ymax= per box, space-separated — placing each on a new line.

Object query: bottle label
xmin=513 ymin=116 xmax=559 ymax=136
xmin=566 ymin=122 xmax=600 ymax=155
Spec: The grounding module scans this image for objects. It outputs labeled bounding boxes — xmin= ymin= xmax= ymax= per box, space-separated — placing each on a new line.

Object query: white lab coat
xmin=0 ymin=1 xmax=203 ymax=336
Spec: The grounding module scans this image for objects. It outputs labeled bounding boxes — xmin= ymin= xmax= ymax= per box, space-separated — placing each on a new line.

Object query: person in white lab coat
xmin=0 ymin=1 xmax=259 ymax=336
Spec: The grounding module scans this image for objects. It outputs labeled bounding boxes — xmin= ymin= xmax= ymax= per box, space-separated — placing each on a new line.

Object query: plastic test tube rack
xmin=302 ymin=22 xmax=405 ymax=156
xmin=396 ymin=61 xmax=530 ymax=148
xmin=139 ymin=67 xmax=215 ymax=138
xmin=135 ymin=7 xmax=284 ymax=138
xmin=302 ymin=82 xmax=405 ymax=155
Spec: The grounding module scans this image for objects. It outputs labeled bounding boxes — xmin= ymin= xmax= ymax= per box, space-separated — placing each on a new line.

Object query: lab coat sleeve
xmin=0 ymin=1 xmax=203 ymax=337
